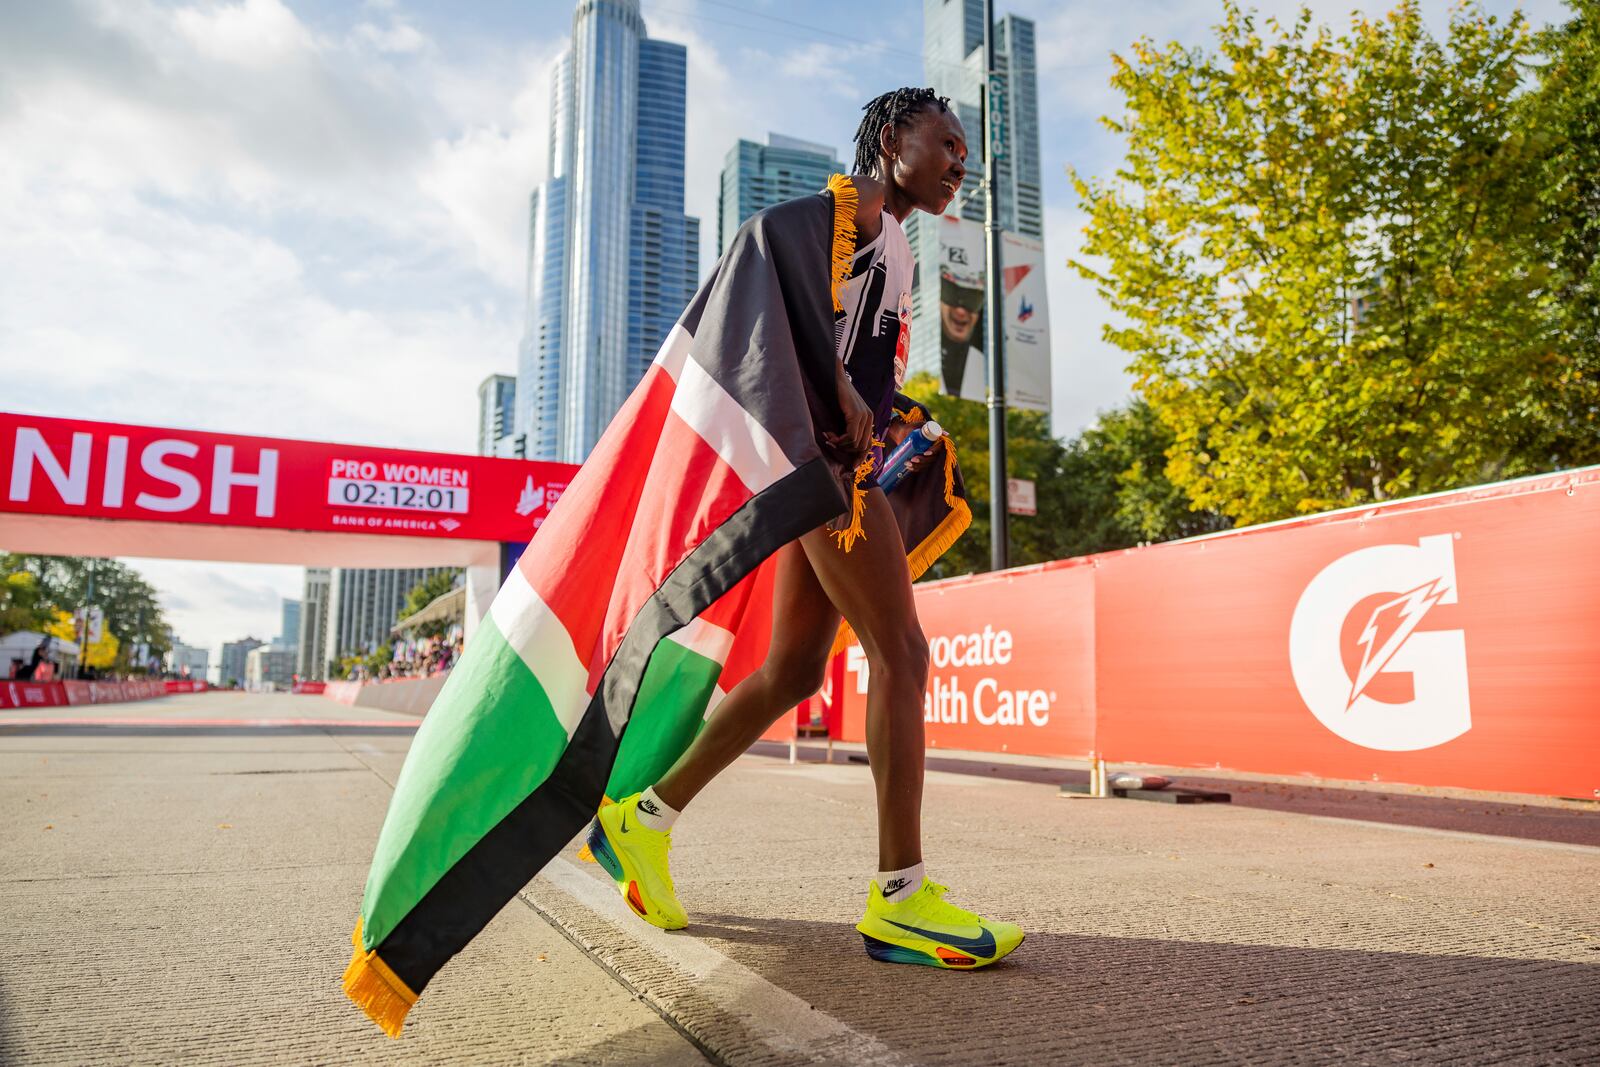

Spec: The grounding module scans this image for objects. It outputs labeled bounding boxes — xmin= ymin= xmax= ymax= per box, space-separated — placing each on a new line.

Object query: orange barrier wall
xmin=838 ymin=466 xmax=1600 ymax=798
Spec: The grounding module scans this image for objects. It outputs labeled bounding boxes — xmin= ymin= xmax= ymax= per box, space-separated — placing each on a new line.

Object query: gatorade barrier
xmin=163 ymin=679 xmax=209 ymax=694
xmin=838 ymin=466 xmax=1600 ymax=799
xmin=0 ymin=678 xmax=170 ymax=709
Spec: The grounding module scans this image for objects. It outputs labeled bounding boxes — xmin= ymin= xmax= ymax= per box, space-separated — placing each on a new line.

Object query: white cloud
xmin=171 ymin=0 xmax=316 ymax=69
xmin=126 ymin=557 xmax=302 ymax=665
xmin=0 ymin=0 xmax=560 ymax=651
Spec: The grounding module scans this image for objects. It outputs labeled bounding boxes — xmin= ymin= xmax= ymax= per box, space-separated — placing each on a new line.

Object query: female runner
xmin=588 ymin=87 xmax=1024 ymax=970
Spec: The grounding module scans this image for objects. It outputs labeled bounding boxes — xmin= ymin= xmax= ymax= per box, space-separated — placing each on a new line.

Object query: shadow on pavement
xmin=690 ymin=911 xmax=1599 ymax=1065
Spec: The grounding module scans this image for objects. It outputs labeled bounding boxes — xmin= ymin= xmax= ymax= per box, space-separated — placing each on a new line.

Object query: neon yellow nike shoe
xmin=855 ymin=878 xmax=1023 ymax=969
xmin=585 ymin=793 xmax=688 ymax=930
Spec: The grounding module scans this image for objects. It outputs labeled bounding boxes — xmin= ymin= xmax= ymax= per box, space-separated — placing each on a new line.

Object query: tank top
xmin=833 ymin=211 xmax=914 ymax=437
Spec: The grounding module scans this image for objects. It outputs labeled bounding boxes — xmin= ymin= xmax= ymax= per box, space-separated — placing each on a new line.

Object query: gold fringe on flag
xmin=903 ymin=436 xmax=971 ymax=579
xmin=830 ymin=444 xmax=880 ymax=553
xmin=824 ymin=173 xmax=858 ymax=313
xmin=342 ymin=918 xmax=417 ymax=1039
xmin=827 ymin=408 xmax=971 ymax=657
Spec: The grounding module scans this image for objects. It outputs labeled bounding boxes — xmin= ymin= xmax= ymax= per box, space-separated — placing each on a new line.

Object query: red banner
xmin=0 ymin=680 xmax=71 ymax=710
xmin=837 ymin=466 xmax=1600 ymax=798
xmin=163 ymin=679 xmax=209 ymax=694
xmin=0 ymin=679 xmax=170 ymax=709
xmin=1 ymin=412 xmax=578 ymax=543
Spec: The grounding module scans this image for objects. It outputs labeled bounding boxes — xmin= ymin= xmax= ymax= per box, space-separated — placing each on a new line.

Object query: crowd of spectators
xmin=343 ymin=631 xmax=464 ymax=683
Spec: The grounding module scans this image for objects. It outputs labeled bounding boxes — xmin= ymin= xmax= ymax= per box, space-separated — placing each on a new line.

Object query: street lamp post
xmin=981 ymin=0 xmax=1009 ymax=572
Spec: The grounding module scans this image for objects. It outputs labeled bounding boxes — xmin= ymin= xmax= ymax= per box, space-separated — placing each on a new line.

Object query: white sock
xmin=877 ymin=862 xmax=925 ymax=903
xmin=635 ymin=787 xmax=680 ymax=832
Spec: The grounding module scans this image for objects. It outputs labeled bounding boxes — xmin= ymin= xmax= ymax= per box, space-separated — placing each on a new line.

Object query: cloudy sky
xmin=0 ymin=0 xmax=1562 ymax=662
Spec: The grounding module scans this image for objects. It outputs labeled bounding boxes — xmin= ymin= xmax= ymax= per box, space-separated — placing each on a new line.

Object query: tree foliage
xmin=0 ymin=555 xmax=170 ymax=668
xmin=396 ymin=569 xmax=463 ymax=639
xmin=1073 ymin=1 xmax=1598 ymax=527
xmin=1525 ymin=0 xmax=1600 ymax=439
xmin=900 ymin=376 xmax=1224 ymax=577
xmin=0 ymin=571 xmax=52 ymax=638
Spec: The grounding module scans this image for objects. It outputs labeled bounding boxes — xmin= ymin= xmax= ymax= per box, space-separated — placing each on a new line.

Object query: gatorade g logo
xmin=1288 ymin=534 xmax=1470 ymax=751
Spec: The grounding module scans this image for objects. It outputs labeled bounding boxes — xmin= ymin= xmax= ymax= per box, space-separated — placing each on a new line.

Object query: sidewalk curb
xmin=520 ymin=858 xmax=908 ymax=1067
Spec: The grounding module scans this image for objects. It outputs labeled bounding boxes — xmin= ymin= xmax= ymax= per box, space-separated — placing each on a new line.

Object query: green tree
xmin=396 ymin=569 xmax=463 ymax=639
xmin=365 ymin=643 xmax=395 ymax=677
xmin=0 ymin=555 xmax=171 ymax=669
xmin=1073 ymin=1 xmax=1586 ymax=526
xmin=1071 ymin=399 xmax=1233 ymax=546
xmin=0 ymin=571 xmax=52 ymax=638
xmin=899 ymin=377 xmax=1225 ymax=576
xmin=1524 ymin=0 xmax=1600 ymax=452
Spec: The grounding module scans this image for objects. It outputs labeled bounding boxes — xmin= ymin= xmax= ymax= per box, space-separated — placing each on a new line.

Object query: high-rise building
xmin=476 ymin=374 xmax=517 ymax=457
xmin=718 ymin=134 xmax=840 ymax=256
xmin=297 ymin=568 xmax=331 ymax=681
xmin=219 ymin=637 xmax=263 ymax=687
xmin=905 ymin=2 xmax=1043 ymax=383
xmin=277 ymin=598 xmax=301 ymax=649
xmin=322 ymin=567 xmax=455 ymax=673
xmin=244 ymin=645 xmax=296 ymax=691
xmin=167 ymin=641 xmax=209 ymax=679
xmin=518 ymin=0 xmax=699 ymax=463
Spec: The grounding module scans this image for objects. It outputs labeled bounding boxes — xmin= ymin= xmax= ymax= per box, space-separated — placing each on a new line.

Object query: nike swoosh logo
xmin=619 ymin=812 xmax=631 ymax=833
xmin=882 ymin=920 xmax=995 ymax=957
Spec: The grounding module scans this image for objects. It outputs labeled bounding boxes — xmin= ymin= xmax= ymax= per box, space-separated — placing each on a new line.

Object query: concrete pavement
xmin=1 ymin=691 xmax=1596 ymax=1065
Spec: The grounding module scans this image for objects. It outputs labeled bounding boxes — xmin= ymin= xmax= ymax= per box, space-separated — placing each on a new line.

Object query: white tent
xmin=1 ymin=630 xmax=81 ymax=675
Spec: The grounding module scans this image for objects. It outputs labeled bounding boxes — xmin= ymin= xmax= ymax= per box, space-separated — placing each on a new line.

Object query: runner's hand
xmin=883 ymin=416 xmax=943 ymax=475
xmin=825 ymin=380 xmax=874 ymax=460
xmin=904 ymin=435 xmax=944 ymax=475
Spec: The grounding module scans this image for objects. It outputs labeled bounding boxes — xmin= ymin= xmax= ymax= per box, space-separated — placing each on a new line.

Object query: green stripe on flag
xmin=605 ymin=635 xmax=725 ymax=799
xmin=361 ymin=612 xmax=570 ymax=947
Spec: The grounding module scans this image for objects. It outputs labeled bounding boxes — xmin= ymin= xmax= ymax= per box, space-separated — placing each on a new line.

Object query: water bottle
xmin=878 ymin=421 xmax=944 ymax=494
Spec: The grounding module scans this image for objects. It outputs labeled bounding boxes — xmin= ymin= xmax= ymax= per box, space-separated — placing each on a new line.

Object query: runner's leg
xmin=652 ymin=539 xmax=840 ymax=810
xmin=798 ymin=487 xmax=927 ymax=871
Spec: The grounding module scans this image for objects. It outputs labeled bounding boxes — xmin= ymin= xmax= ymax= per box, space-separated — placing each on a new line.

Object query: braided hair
xmin=852 ymin=87 xmax=950 ymax=177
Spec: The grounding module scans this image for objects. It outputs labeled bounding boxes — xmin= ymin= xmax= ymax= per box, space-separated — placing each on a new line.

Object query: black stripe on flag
xmin=373 ymin=456 xmax=843 ymax=993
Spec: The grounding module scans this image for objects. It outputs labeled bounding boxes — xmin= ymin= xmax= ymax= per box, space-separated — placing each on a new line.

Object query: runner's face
xmin=887 ymin=108 xmax=968 ymax=215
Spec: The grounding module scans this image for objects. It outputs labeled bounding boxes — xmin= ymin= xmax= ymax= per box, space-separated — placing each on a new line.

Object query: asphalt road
xmin=2 ymin=691 xmax=1596 ymax=1065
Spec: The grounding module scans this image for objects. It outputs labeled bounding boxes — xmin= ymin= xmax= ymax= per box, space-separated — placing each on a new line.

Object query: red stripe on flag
xmin=519 ymin=365 xmax=676 ymax=660
xmin=716 ymin=555 xmax=778 ymax=695
xmin=588 ymin=409 xmax=756 ymax=687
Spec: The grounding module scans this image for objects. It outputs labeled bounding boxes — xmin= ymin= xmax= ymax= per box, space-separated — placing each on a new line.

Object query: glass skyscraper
xmin=518 ymin=0 xmax=699 ymax=463
xmin=717 ymin=134 xmax=839 ymax=257
xmin=476 ymin=374 xmax=516 ymax=456
xmin=905 ymin=1 xmax=1043 ymax=384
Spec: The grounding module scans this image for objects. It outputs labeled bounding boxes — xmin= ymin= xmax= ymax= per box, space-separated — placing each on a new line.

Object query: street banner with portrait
xmin=933 ymin=215 xmax=1051 ymax=411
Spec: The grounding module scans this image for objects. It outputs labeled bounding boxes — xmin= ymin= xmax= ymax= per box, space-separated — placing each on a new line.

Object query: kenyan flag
xmin=342 ymin=176 xmax=969 ymax=1036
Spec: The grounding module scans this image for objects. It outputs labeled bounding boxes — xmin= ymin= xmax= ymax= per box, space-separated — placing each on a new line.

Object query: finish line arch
xmin=0 ymin=411 xmax=578 ymax=642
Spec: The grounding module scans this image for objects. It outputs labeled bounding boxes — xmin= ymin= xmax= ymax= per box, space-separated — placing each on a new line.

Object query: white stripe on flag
xmin=490 ymin=567 xmax=590 ymax=738
xmin=651 ymin=323 xmax=693 ymax=381
xmin=665 ymin=616 xmax=736 ymax=666
xmin=670 ymin=354 xmax=794 ymax=495
xmin=703 ymin=684 xmax=729 ymax=722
